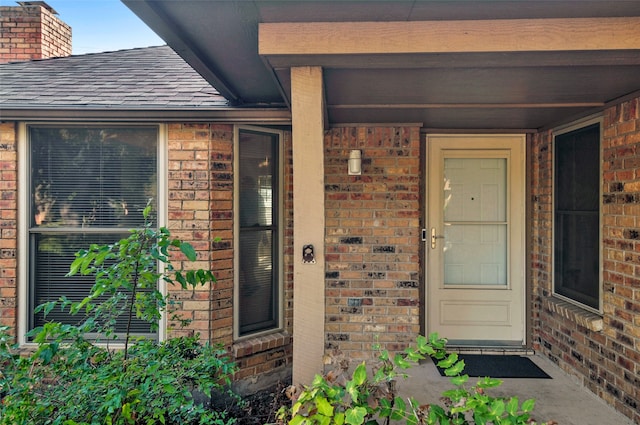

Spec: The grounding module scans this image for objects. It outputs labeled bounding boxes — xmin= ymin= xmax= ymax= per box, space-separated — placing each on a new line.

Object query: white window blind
xmin=29 ymin=126 xmax=158 ymax=336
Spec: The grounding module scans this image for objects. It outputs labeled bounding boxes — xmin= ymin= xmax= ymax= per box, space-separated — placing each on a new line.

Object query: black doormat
xmin=435 ymin=354 xmax=552 ymax=379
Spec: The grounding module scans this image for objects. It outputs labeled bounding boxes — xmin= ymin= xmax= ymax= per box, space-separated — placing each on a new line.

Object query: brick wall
xmin=324 ymin=126 xmax=422 ymax=360
xmin=530 ymin=130 xmax=553 ymax=343
xmin=166 ymin=123 xmax=294 ymax=391
xmin=0 ymin=2 xmax=71 ymax=63
xmin=166 ymin=123 xmax=228 ymax=342
xmin=0 ymin=123 xmax=17 ymax=335
xmin=531 ymin=97 xmax=640 ymax=424
xmin=0 ymin=121 xmax=293 ymax=392
xmin=232 ymin=130 xmax=294 ymax=392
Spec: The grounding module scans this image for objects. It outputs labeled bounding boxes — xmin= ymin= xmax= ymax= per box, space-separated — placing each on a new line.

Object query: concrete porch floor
xmin=396 ymin=354 xmax=634 ymax=425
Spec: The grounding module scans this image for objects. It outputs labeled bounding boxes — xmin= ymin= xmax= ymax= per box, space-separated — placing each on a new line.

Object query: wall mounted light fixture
xmin=348 ymin=149 xmax=362 ymax=175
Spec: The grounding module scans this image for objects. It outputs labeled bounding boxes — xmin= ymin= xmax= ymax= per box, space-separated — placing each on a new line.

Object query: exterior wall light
xmin=348 ymin=149 xmax=362 ymax=175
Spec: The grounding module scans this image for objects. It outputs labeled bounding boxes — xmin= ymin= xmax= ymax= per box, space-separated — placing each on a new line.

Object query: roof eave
xmin=0 ymin=107 xmax=292 ymax=124
xmin=122 ymin=0 xmax=246 ymax=105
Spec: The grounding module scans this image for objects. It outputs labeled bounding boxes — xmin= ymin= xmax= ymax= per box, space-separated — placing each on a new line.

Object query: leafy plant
xmin=0 ymin=203 xmax=237 ymax=425
xmin=277 ymin=333 xmax=550 ymax=425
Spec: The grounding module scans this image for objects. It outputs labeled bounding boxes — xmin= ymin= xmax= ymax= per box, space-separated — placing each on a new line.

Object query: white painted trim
xmin=332 ymin=122 xmax=423 ymax=128
xmin=290 ymin=66 xmax=326 ymax=385
xmin=157 ymin=123 xmax=168 ymax=342
xmin=17 ymin=122 xmax=28 ymax=346
xmin=552 ymin=113 xmax=604 ymax=135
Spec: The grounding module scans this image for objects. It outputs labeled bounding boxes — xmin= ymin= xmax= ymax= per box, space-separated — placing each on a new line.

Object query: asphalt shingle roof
xmin=0 ymin=46 xmax=229 ymax=109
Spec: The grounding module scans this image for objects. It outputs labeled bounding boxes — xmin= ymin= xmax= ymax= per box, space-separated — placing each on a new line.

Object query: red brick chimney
xmin=0 ymin=1 xmax=71 ymax=63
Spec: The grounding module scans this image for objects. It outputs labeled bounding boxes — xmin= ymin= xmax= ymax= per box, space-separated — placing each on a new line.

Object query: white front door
xmin=427 ymin=135 xmax=526 ymax=345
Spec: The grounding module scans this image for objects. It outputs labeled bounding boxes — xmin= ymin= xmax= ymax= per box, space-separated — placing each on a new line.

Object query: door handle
xmin=431 ymin=227 xmax=444 ymax=249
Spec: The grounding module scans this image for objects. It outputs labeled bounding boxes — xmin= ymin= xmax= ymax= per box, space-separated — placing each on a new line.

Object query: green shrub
xmin=277 ymin=333 xmax=550 ymax=425
xmin=1 ymin=330 xmax=235 ymax=425
xmin=0 ymin=203 xmax=237 ymax=425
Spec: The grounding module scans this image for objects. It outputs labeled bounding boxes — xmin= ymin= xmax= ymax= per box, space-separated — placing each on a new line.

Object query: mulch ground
xmin=211 ymin=382 xmax=291 ymax=425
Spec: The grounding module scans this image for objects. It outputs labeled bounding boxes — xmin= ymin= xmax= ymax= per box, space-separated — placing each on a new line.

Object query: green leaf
xmin=180 ymin=242 xmax=197 ymax=261
xmin=68 ymin=256 xmax=83 ymax=276
xmin=472 ymin=414 xmax=487 ymax=425
xmin=444 ymin=360 xmax=465 ymax=376
xmin=33 ymin=300 xmax=56 ymax=317
xmin=404 ymin=347 xmax=425 ymax=362
xmin=290 ymin=400 xmax=303 ymax=418
xmin=437 ymin=353 xmax=458 ymax=369
xmin=316 ymin=414 xmax=331 ymax=425
xmin=122 ymin=403 xmax=133 ymax=420
xmin=506 ymin=397 xmax=519 ymax=416
xmin=394 ymin=353 xmax=412 ymax=369
xmin=391 ymin=396 xmax=406 ymax=421
xmin=346 ymin=379 xmax=360 ymax=403
xmin=489 ymin=399 xmax=505 ymax=417
xmin=289 ymin=415 xmax=306 ymax=425
xmin=373 ymin=368 xmax=386 ymax=383
xmin=379 ymin=397 xmax=392 ymax=416
xmin=37 ymin=341 xmax=58 ymax=364
xmin=94 ymin=249 xmax=109 ymax=266
xmin=186 ymin=270 xmax=196 ymax=285
xmin=521 ymin=398 xmax=536 ymax=413
xmin=352 ymin=362 xmax=367 ymax=386
xmin=315 ymin=396 xmax=334 ymax=417
xmin=477 ymin=377 xmax=503 ymax=388
xmin=345 ymin=407 xmax=367 ymax=425
xmin=143 ymin=203 xmax=152 ymax=219
xmin=175 ymin=271 xmax=187 ymax=288
xmin=449 ymin=374 xmax=469 ymax=386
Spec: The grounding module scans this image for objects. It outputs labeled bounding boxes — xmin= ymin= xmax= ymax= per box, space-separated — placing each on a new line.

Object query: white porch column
xmin=290 ymin=66 xmax=326 ymax=385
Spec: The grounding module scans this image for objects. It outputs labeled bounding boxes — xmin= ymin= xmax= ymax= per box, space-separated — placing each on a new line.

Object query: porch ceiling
xmin=123 ymin=0 xmax=640 ymax=131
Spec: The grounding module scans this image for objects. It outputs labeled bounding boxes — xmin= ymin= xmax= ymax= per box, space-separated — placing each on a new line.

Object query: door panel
xmin=427 ymin=135 xmax=525 ymax=345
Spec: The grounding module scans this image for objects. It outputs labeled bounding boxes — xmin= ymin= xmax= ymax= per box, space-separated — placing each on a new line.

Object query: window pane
xmin=30 ymin=127 xmax=157 ymax=228
xmin=554 ymin=213 xmax=599 ymax=308
xmin=240 ymin=177 xmax=269 ymax=227
xmin=444 ymin=224 xmax=507 ymax=285
xmin=443 ymin=158 xmax=508 ymax=286
xmin=444 ymin=158 xmax=506 ymax=222
xmin=554 ymin=123 xmax=600 ymax=310
xmin=29 ymin=126 xmax=159 ymax=338
xmin=31 ymin=233 xmax=155 ymax=336
xmin=239 ymin=230 xmax=276 ymax=333
xmin=555 ymin=126 xmax=599 ymax=212
xmin=238 ymin=130 xmax=279 ymax=336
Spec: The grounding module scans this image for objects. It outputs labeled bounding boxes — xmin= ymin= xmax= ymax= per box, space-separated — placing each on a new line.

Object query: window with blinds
xmin=237 ymin=128 xmax=281 ymax=337
xmin=553 ymin=122 xmax=601 ymax=311
xmin=28 ymin=126 xmax=158 ymax=337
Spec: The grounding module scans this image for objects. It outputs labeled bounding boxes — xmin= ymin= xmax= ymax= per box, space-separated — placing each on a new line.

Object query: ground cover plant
xmin=276 ymin=333 xmax=553 ymax=425
xmin=0 ymin=204 xmax=238 ymax=425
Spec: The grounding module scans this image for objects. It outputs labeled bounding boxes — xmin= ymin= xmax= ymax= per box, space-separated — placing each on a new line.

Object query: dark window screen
xmin=554 ymin=123 xmax=600 ymax=310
